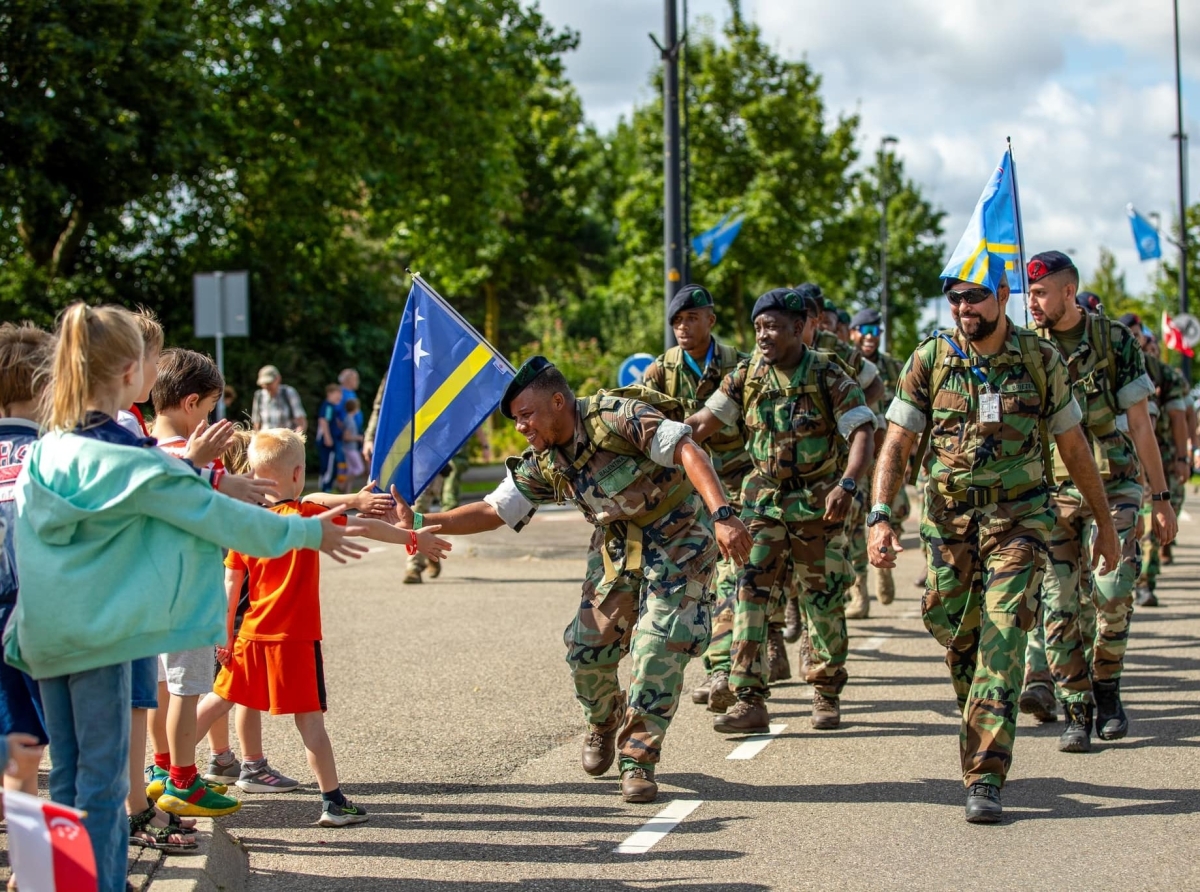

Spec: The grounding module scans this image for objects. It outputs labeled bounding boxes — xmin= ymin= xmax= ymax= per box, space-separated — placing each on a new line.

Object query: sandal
xmin=160 ymin=807 xmax=197 ymax=832
xmin=129 ymin=805 xmax=199 ymax=854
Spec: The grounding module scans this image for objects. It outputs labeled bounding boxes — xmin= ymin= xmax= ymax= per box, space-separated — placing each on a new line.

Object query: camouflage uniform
xmin=1032 ymin=314 xmax=1153 ymax=703
xmin=642 ymin=340 xmax=749 ymax=680
xmin=862 ymin=346 xmax=909 ymax=602
xmin=705 ymin=348 xmax=875 ymax=699
xmin=1138 ymin=355 xmax=1189 ymax=592
xmin=483 ymin=396 xmax=717 ymax=770
xmin=887 ymin=322 xmax=1081 ymax=789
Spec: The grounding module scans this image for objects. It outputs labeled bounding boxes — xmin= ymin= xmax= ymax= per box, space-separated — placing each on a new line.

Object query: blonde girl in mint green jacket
xmin=7 ymin=304 xmax=366 ymax=892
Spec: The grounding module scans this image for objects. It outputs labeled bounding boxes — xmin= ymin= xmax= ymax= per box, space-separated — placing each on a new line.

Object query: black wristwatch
xmin=866 ymin=510 xmax=893 ymax=527
xmin=712 ymin=505 xmax=735 ymax=523
xmin=1151 ymin=490 xmax=1172 ymax=502
xmin=838 ymin=478 xmax=857 ymax=494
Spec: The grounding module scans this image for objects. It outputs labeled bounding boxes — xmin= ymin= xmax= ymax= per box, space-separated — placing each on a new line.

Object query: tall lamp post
xmin=879 ymin=135 xmax=899 ymax=354
xmin=653 ymin=0 xmax=685 ymax=350
xmin=1172 ymin=0 xmax=1190 ymax=380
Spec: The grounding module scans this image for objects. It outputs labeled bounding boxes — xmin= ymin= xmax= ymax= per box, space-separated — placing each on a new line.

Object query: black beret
xmin=1118 ymin=312 xmax=1141 ymax=329
xmin=751 ymin=288 xmax=807 ymax=321
xmin=1076 ymin=291 xmax=1102 ymax=314
xmin=500 ymin=355 xmax=555 ymax=419
xmin=851 ymin=308 xmax=882 ymax=328
xmin=667 ymin=284 xmax=714 ymax=323
xmin=1027 ymin=250 xmax=1076 ymax=284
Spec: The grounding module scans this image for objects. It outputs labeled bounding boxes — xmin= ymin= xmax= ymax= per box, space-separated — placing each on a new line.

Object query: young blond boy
xmin=194 ymin=429 xmax=449 ymax=826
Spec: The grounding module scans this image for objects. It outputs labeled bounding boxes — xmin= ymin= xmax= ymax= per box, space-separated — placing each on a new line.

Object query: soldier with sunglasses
xmin=869 ymin=269 xmax=1119 ymax=824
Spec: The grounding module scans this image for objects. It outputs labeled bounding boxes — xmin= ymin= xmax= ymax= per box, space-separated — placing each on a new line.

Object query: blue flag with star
xmin=369 ymin=279 xmax=515 ymax=502
xmin=940 ymin=148 xmax=1026 ymax=294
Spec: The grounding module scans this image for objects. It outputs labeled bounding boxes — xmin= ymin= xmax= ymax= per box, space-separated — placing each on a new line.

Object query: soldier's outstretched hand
xmin=386 ymin=484 xmax=416 ymax=529
xmin=715 ymin=516 xmax=752 ymax=566
xmin=868 ymin=522 xmax=903 ymax=569
xmin=1091 ymin=521 xmax=1121 ymax=576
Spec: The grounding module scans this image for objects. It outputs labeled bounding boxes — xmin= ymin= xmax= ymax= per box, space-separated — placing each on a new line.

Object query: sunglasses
xmin=946 ymin=288 xmax=993 ymax=307
xmin=856 ymin=325 xmax=881 ymax=337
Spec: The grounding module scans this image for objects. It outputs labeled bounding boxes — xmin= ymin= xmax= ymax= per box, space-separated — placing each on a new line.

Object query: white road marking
xmin=726 ymin=723 xmax=788 ymax=760
xmin=613 ymin=799 xmax=703 ymax=855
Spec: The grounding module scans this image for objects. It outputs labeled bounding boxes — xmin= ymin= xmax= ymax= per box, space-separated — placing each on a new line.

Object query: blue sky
xmin=535 ymin=0 xmax=1199 ymax=297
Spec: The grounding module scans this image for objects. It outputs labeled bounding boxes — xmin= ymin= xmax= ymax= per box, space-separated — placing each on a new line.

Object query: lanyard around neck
xmin=683 ymin=340 xmax=715 ymax=378
xmin=937 ymin=332 xmax=992 ymax=391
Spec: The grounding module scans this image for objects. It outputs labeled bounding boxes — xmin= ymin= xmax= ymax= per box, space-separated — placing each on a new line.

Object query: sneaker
xmin=237 ymin=760 xmax=300 ymax=793
xmin=147 ymin=765 xmax=228 ymax=801
xmin=318 ymin=798 xmax=369 ymax=827
xmin=202 ymin=754 xmax=241 ymax=785
xmin=157 ymin=776 xmax=242 ymax=818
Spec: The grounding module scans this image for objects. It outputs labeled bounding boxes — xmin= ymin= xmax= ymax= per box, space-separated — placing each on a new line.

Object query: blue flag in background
xmin=693 ymin=211 xmax=744 ymax=266
xmin=940 ymin=150 xmax=1025 ymax=294
xmin=1128 ymin=206 xmax=1162 ymax=261
xmin=369 ymin=279 xmax=515 ymax=502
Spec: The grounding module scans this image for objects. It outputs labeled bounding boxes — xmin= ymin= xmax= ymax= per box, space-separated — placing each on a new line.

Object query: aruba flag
xmin=941 ymin=148 xmax=1027 ymax=295
xmin=369 ymin=278 xmax=515 ymax=502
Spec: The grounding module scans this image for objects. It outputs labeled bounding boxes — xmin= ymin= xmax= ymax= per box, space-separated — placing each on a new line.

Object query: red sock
xmin=169 ymin=764 xmax=198 ymax=789
xmin=154 ymin=752 xmax=171 ymax=771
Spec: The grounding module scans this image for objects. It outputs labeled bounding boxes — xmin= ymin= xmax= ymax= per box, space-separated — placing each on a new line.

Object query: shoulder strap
xmin=715 ymin=342 xmax=740 ymax=373
xmin=1015 ymin=329 xmax=1053 ymax=485
xmin=908 ymin=334 xmax=950 ymax=484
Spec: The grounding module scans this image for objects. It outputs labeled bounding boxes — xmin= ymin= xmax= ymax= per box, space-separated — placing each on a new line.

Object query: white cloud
xmin=535 ymin=0 xmax=1199 ymax=295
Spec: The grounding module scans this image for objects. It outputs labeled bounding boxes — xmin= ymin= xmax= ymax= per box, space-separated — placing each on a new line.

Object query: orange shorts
xmin=213 ymin=639 xmax=327 ymax=715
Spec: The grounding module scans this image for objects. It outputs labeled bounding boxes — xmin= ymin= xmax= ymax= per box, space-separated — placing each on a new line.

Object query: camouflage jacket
xmin=642 ymin=339 xmax=751 ymax=484
xmin=1036 ymin=314 xmax=1152 ymax=485
xmin=887 ymin=321 xmax=1081 ymax=501
xmin=861 ymin=348 xmax=903 ymax=416
xmin=816 ymin=330 xmax=880 ymax=392
xmin=1145 ymin=352 xmax=1190 ymax=463
xmin=705 ymin=347 xmax=875 ymax=520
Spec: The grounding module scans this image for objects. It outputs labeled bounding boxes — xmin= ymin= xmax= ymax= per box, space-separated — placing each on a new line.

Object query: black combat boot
xmin=1093 ymin=679 xmax=1129 ymax=741
xmin=1058 ymin=700 xmax=1093 ymax=753
xmin=964 ymin=782 xmax=1002 ymax=824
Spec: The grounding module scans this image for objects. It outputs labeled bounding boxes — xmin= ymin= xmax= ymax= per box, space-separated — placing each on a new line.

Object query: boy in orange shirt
xmin=195 ymin=428 xmax=449 ymax=826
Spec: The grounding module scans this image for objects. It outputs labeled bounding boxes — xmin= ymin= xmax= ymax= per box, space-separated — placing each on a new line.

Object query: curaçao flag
xmin=5 ymin=790 xmax=97 ymax=892
xmin=941 ymin=147 xmax=1027 ymax=295
xmin=369 ymin=277 xmax=515 ymax=502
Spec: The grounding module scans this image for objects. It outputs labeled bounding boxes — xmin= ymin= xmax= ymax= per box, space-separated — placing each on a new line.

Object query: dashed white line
xmin=613 ymin=799 xmax=703 ymax=854
xmin=726 ymin=723 xmax=788 ymax=760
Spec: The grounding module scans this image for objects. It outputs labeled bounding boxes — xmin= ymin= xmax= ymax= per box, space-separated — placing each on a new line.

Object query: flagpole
xmin=404 ymin=268 xmax=516 ymax=372
xmin=1007 ymin=137 xmax=1030 ymax=325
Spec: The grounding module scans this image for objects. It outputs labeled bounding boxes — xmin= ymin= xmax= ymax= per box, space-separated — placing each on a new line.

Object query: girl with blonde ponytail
xmin=10 ymin=303 xmax=366 ymax=892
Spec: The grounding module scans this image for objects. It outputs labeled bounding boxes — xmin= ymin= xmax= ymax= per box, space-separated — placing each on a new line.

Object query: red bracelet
xmin=405 ymin=529 xmax=418 ymax=555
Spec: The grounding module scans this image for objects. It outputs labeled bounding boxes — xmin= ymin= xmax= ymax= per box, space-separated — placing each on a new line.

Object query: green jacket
xmin=8 ymin=432 xmax=323 ymax=679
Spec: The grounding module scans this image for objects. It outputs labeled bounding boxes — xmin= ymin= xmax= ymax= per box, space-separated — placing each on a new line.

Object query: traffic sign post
xmin=1174 ymin=313 xmax=1200 ymax=349
xmin=618 ymin=353 xmax=655 ymax=387
xmin=194 ymin=271 xmax=249 ymax=419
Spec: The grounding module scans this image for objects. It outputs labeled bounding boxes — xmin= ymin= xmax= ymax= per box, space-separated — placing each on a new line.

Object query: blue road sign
xmin=618 ymin=353 xmax=655 ymax=386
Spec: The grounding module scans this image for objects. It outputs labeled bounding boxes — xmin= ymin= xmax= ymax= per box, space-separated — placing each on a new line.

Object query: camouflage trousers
xmin=732 ymin=513 xmax=851 ymax=698
xmin=1024 ymin=565 xmax=1096 ymax=689
xmin=564 ymin=516 xmax=716 ymax=768
xmin=922 ymin=490 xmax=1052 ymax=789
xmin=705 ymin=558 xmax=793 ymax=675
xmin=1137 ymin=479 xmax=1185 ymax=591
xmin=846 ymin=488 xmax=869 ymax=579
xmin=1040 ymin=480 xmax=1141 ymax=701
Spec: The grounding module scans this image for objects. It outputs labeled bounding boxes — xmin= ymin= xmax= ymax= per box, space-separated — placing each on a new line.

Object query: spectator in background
xmin=339 ymin=369 xmax=362 ymax=434
xmin=224 ymin=385 xmax=237 ymax=415
xmin=251 ymin=365 xmax=306 ymax=433
xmin=342 ymin=398 xmax=366 ymax=491
xmin=316 ymin=384 xmax=346 ymax=492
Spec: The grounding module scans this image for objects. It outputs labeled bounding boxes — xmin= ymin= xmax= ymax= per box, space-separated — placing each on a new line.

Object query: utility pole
xmin=652 ymin=1 xmax=684 ymax=350
xmin=878 ymin=135 xmax=898 ymax=354
xmin=1172 ymin=0 xmax=1190 ymax=380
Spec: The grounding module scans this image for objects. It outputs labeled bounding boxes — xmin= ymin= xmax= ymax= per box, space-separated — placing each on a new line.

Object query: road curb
xmin=147 ymin=818 xmax=249 ymax=892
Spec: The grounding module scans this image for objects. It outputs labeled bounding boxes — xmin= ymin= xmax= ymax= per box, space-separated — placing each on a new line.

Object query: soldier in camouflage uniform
xmin=1022 ymin=252 xmax=1176 ymax=752
xmin=390 ymin=356 xmax=752 ymax=803
xmin=687 ymin=288 xmax=876 ymax=734
xmin=638 ymin=285 xmax=755 ymax=709
xmin=870 ymin=269 xmax=1119 ymax=824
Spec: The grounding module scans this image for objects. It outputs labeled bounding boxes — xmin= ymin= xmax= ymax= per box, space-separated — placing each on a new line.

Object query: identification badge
xmin=979 ymin=391 xmax=1000 ymax=423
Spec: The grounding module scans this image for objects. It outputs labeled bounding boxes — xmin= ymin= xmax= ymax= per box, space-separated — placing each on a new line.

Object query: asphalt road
xmin=212 ymin=496 xmax=1200 ymax=891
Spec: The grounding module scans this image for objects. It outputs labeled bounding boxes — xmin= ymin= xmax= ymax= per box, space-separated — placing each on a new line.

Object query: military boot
xmin=782 ymin=597 xmax=802 ymax=643
xmin=811 ymin=691 xmax=841 ymax=730
xmin=619 ymin=766 xmax=658 ymax=803
xmin=876 ymin=567 xmax=896 ymax=606
xmin=767 ymin=628 xmax=792 ymax=683
xmin=798 ymin=624 xmax=813 ymax=679
xmin=707 ymin=670 xmax=737 ymax=714
xmin=427 ymin=557 xmax=442 ymax=579
xmin=1093 ymin=679 xmax=1129 ymax=741
xmin=844 ymin=573 xmax=870 ymax=619
xmin=690 ymin=675 xmax=712 ymax=705
xmin=964 ymin=782 xmax=1003 ymax=824
xmin=1017 ymin=684 xmax=1058 ymax=723
xmin=1135 ymin=585 xmax=1159 ymax=607
xmin=581 ymin=693 xmax=625 ymax=776
xmin=713 ymin=693 xmax=770 ymax=734
xmin=402 ymin=567 xmax=423 ymax=584
xmin=914 ymin=571 xmax=927 ymax=588
xmin=1058 ymin=701 xmax=1093 ymax=753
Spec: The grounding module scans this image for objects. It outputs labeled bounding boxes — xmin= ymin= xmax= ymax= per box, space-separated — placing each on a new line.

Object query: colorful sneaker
xmin=157 ymin=776 xmax=242 ymax=817
xmin=202 ymin=753 xmax=242 ymax=785
xmin=318 ymin=798 xmax=368 ymax=827
xmin=147 ymin=765 xmax=229 ymax=801
xmin=237 ymin=760 xmax=300 ymax=793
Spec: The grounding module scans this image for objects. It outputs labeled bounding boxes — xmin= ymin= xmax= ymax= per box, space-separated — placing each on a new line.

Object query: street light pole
xmin=1172 ymin=0 xmax=1190 ymax=380
xmin=653 ymin=0 xmax=684 ymax=350
xmin=879 ymin=135 xmax=898 ymax=354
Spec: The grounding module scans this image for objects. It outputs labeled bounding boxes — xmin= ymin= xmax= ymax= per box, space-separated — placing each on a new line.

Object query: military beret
xmin=822 ymin=298 xmax=840 ymax=314
xmin=1118 ymin=312 xmax=1141 ymax=329
xmin=850 ymin=308 xmax=882 ymax=328
xmin=667 ymin=284 xmax=715 ymax=323
xmin=500 ymin=355 xmax=555 ymax=420
xmin=836 ymin=309 xmax=851 ymax=325
xmin=1076 ymin=291 xmax=1102 ymax=314
xmin=1027 ymin=250 xmax=1076 ymax=284
xmin=751 ymin=288 xmax=807 ymax=321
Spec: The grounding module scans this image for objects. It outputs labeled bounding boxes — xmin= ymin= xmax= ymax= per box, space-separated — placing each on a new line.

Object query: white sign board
xmin=193 ymin=271 xmax=249 ymax=338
